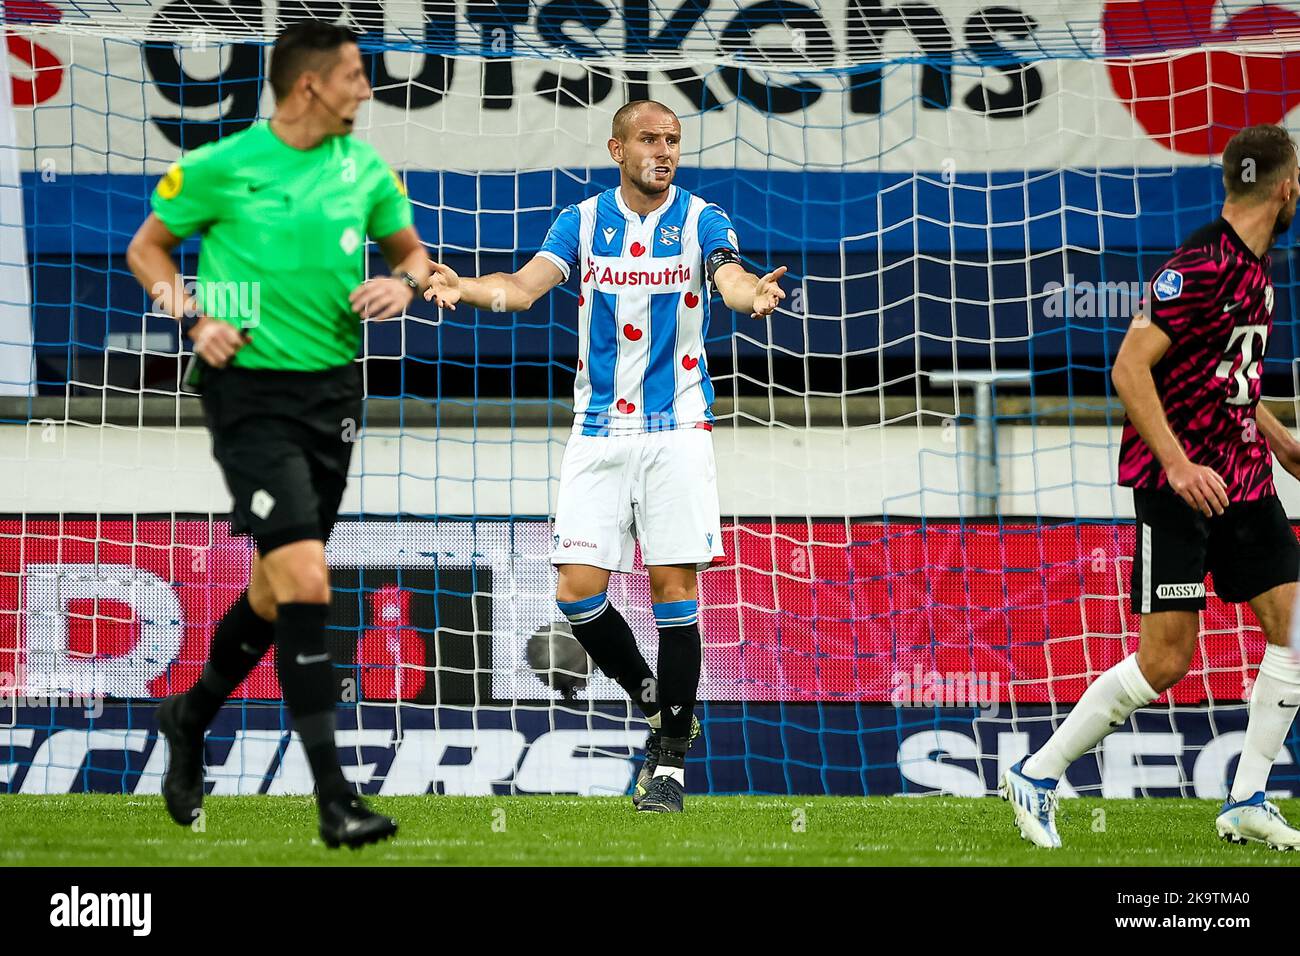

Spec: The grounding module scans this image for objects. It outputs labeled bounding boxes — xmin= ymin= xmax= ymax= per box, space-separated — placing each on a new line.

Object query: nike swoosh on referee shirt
xmin=1223 ymin=300 xmax=1243 ymax=313
xmin=295 ymin=652 xmax=331 ymax=665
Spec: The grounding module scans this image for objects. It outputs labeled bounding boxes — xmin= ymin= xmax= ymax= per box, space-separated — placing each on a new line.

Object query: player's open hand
xmin=1166 ymin=459 xmax=1229 ymax=517
xmin=350 ymin=277 xmax=413 ymax=321
xmin=751 ymin=265 xmax=788 ymax=320
xmin=189 ymin=317 xmax=248 ymax=369
xmin=424 ymin=260 xmax=462 ymax=310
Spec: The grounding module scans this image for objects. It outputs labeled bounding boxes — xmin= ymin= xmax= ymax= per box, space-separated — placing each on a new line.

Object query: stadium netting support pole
xmin=930 ymin=370 xmax=1031 ymax=516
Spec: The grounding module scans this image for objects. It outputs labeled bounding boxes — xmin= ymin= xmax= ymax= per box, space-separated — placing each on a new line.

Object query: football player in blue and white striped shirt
xmin=426 ymin=100 xmax=786 ymax=812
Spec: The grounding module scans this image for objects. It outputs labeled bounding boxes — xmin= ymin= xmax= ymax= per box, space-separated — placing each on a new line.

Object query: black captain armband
xmin=704 ymin=247 xmax=742 ymax=286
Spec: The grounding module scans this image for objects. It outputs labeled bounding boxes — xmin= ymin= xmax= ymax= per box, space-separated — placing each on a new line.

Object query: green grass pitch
xmin=3 ymin=794 xmax=1300 ymax=866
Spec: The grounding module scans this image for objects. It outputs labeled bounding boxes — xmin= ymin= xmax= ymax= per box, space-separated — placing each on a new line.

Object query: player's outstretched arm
xmin=711 ymin=262 xmax=788 ymax=320
xmin=424 ymin=256 xmax=565 ymax=313
xmin=1256 ymin=403 xmax=1300 ymax=481
xmin=1113 ymin=315 xmax=1229 ymax=516
xmin=126 ymin=213 xmax=247 ymax=368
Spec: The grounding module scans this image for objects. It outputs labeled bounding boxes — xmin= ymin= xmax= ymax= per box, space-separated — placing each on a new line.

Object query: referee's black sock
xmin=653 ymin=600 xmax=702 ymax=740
xmin=274 ymin=601 xmax=351 ymax=804
xmin=557 ymin=592 xmax=659 ymax=719
xmin=179 ymin=591 xmax=275 ymax=736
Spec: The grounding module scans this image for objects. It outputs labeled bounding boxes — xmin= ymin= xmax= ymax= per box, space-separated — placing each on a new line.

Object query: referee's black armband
xmin=704 ymin=247 xmax=742 ymax=287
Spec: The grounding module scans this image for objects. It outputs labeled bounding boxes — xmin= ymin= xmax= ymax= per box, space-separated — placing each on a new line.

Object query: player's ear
xmin=608 ymin=137 xmax=622 ymax=163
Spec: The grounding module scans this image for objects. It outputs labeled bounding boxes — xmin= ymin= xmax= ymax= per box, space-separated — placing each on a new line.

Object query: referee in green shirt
xmin=126 ymin=21 xmax=428 ymax=848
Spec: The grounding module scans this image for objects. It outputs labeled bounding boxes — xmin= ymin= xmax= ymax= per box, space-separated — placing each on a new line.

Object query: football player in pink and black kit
xmin=1004 ymin=124 xmax=1300 ymax=849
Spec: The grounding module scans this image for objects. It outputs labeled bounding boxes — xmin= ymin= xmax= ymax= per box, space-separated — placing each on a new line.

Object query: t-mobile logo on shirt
xmin=1215 ymin=325 xmax=1268 ymax=406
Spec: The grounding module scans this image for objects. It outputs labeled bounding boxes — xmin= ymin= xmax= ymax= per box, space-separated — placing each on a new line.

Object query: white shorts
xmin=551 ymin=427 xmax=725 ymax=572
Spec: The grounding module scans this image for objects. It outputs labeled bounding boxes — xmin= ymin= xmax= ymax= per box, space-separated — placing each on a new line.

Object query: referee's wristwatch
xmin=395 ymin=271 xmax=420 ymax=299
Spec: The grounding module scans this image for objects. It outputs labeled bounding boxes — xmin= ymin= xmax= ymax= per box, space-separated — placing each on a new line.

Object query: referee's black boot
xmin=319 ymin=794 xmax=398 ymax=849
xmin=157 ymin=695 xmax=206 ymax=826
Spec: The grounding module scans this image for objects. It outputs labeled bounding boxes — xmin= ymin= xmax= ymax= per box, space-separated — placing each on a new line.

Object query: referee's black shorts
xmin=200 ymin=363 xmax=361 ymax=555
xmin=1129 ymin=487 xmax=1300 ymax=614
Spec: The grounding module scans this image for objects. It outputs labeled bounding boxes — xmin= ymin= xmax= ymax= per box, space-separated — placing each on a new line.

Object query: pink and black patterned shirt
xmin=1118 ymin=218 xmax=1277 ymax=502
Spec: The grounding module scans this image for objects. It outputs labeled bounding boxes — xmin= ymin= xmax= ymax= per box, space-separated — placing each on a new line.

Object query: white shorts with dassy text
xmin=551 ymin=426 xmax=725 ymax=572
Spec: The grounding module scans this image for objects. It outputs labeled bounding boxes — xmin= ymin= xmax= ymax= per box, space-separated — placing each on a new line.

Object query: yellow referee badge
xmin=157 ymin=162 xmax=183 ymax=200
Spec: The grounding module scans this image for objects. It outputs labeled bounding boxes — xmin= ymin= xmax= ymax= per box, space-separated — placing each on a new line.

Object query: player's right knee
xmin=1139 ymin=643 xmax=1194 ymax=692
xmin=555 ymin=568 xmax=607 ymax=606
xmin=555 ymin=582 xmax=600 ymax=606
xmin=1146 ymin=661 xmax=1189 ymax=693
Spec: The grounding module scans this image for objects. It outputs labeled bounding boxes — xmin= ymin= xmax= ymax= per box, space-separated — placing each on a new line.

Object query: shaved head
xmin=608 ymin=99 xmax=681 ymax=207
xmin=612 ymin=100 xmax=677 ymax=142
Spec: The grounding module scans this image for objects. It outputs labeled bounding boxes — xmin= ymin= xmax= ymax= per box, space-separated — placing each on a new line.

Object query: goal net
xmin=2 ymin=0 xmax=1299 ymax=799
